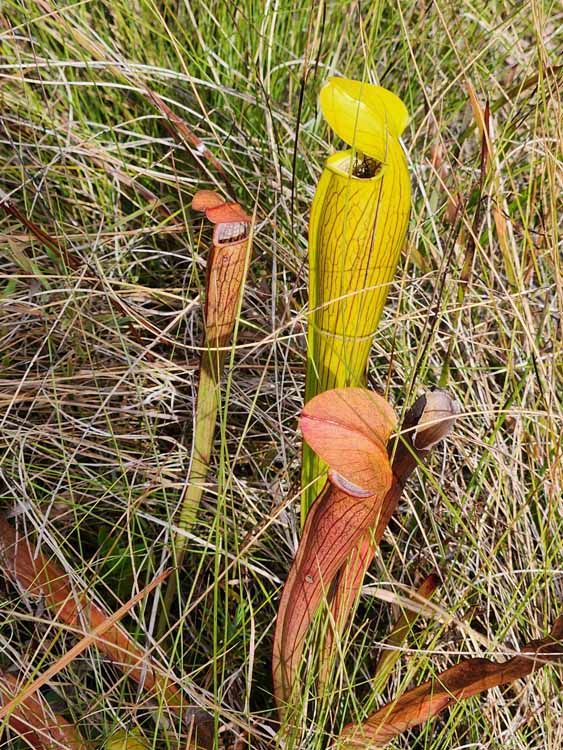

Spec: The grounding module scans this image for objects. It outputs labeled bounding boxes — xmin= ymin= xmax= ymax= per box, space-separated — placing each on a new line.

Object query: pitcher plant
xmin=302 ymin=78 xmax=412 ymax=520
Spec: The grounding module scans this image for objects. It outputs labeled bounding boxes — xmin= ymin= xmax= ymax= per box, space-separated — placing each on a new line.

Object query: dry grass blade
xmin=144 ymin=88 xmax=230 ymax=186
xmin=336 ymin=616 xmax=563 ymax=749
xmin=0 ymin=670 xmax=84 ymax=750
xmin=0 ymin=191 xmax=80 ymax=269
xmin=0 ymin=564 xmax=172 ymax=722
xmin=372 ymin=572 xmax=440 ymax=689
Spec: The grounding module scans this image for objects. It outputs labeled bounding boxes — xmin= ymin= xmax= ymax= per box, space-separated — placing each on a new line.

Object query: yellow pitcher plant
xmin=302 ymin=78 xmax=412 ymax=520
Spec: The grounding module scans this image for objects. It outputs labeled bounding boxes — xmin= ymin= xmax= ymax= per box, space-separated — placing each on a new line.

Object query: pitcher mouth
xmin=326 ymin=149 xmax=385 ymax=181
xmin=213 ymin=221 xmax=249 ymax=246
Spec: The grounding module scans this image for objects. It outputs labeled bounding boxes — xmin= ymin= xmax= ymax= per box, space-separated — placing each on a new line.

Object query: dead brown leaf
xmin=337 ymin=616 xmax=563 ymax=748
xmin=0 ymin=518 xmax=182 ymax=714
xmin=0 ymin=670 xmax=84 ymax=750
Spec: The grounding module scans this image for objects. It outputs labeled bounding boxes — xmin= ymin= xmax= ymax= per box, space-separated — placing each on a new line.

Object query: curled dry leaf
xmin=0 ymin=518 xmax=183 ymax=714
xmin=336 ymin=616 xmax=563 ymax=749
xmin=273 ymin=389 xmax=396 ymax=713
xmin=0 ymin=670 xmax=83 ymax=750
